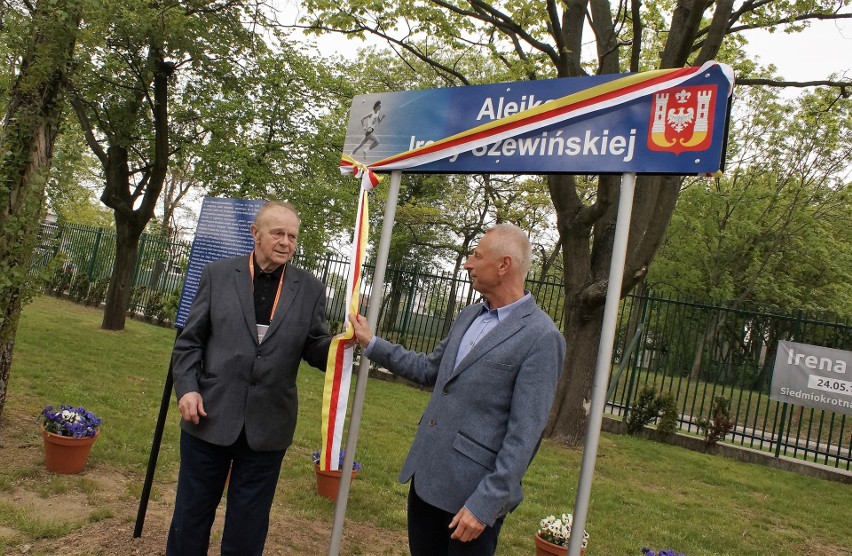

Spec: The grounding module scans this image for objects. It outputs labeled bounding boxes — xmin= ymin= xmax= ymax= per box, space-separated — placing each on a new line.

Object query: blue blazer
xmin=171 ymin=255 xmax=331 ymax=451
xmin=367 ymin=295 xmax=565 ymax=526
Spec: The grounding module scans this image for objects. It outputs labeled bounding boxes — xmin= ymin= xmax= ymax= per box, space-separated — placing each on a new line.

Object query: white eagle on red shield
xmin=647 ymin=85 xmax=717 ymax=155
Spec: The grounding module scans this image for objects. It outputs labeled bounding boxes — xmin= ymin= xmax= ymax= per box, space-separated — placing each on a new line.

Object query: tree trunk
xmin=384 ymin=269 xmax=406 ymax=336
xmin=543 ymin=171 xmax=599 ymax=444
xmin=0 ymin=299 xmax=23 ymax=421
xmin=544 ymin=304 xmax=606 ymax=443
xmin=544 ymin=171 xmax=682 ymax=445
xmin=620 ymin=281 xmax=648 ymax=375
xmin=689 ymin=310 xmax=726 ymax=381
xmin=0 ymin=0 xmax=81 ymax=419
xmin=101 ymin=214 xmax=142 ymax=330
xmin=92 ymin=53 xmax=172 ymax=330
xmin=150 ymin=259 xmax=166 ymax=289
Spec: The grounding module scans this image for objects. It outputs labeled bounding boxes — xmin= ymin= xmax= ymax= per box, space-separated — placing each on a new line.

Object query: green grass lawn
xmin=2 ymin=296 xmax=850 ymax=554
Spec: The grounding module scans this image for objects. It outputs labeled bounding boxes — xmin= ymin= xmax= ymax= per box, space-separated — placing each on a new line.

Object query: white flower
xmin=538 ymin=512 xmax=589 ymax=548
xmin=60 ymin=410 xmax=81 ymax=422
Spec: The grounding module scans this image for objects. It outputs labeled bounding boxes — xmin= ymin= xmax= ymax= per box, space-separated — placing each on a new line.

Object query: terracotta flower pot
xmin=534 ymin=532 xmax=586 ymax=556
xmin=314 ymin=465 xmax=358 ymax=500
xmin=40 ymin=426 xmax=99 ymax=474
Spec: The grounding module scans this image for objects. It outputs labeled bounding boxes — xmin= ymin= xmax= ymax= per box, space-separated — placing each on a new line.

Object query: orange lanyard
xmin=249 ymin=251 xmax=285 ymax=321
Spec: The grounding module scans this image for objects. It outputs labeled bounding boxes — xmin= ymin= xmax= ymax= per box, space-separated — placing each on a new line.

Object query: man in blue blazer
xmin=350 ymin=223 xmax=566 ymax=556
xmin=167 ymin=201 xmax=332 ymax=556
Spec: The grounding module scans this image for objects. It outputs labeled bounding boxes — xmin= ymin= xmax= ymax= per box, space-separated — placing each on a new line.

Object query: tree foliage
xmin=191 ymin=31 xmax=357 ymax=259
xmin=649 ymin=87 xmax=852 ymax=317
xmin=68 ymin=0 xmax=269 ymax=330
xmin=45 ymin=115 xmax=112 ymax=227
xmin=63 ymin=1 xmax=357 ymax=329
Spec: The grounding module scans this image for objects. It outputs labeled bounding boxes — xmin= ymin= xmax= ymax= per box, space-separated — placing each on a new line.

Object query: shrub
xmin=69 ymin=272 xmax=90 ymax=302
xmin=160 ymin=289 xmax=181 ymax=324
xmin=696 ymin=395 xmax=734 ymax=447
xmin=143 ymin=289 xmax=164 ymax=322
xmin=626 ymin=386 xmax=660 ymax=435
xmin=128 ymin=285 xmax=147 ymax=316
xmin=85 ymin=278 xmax=109 ymax=306
xmin=655 ymin=392 xmax=679 ymax=440
xmin=46 ymin=264 xmax=74 ymax=296
xmin=626 ymin=386 xmax=679 ymax=438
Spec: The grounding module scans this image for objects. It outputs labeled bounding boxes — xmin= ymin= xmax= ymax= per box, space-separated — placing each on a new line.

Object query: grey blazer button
xmin=442 ymin=388 xmax=448 ymax=395
xmin=429 ymin=418 xmax=436 ymax=426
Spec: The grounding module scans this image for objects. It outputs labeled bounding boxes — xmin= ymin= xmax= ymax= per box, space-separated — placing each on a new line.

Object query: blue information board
xmin=174 ymin=197 xmax=264 ymax=328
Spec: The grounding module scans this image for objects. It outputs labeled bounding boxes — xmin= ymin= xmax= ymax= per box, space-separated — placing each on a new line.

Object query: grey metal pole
xmin=566 ymin=172 xmax=636 ymax=556
xmin=327 ymin=170 xmax=402 ymax=556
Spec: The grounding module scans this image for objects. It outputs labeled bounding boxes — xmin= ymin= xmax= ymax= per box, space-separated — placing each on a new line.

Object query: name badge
xmin=256 ymin=324 xmax=269 ymax=343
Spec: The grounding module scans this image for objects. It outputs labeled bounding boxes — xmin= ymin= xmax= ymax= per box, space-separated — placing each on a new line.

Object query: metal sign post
xmin=327 ymin=170 xmax=402 ymax=555
xmin=566 ymin=172 xmax=636 ymax=555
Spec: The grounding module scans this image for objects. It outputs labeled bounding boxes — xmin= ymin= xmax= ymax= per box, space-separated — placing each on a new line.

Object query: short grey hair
xmin=255 ymin=200 xmax=300 ymax=227
xmin=485 ymin=223 xmax=532 ymax=277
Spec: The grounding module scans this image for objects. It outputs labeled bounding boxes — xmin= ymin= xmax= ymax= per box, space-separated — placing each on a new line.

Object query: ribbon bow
xmin=340 ymin=154 xmax=381 ymax=190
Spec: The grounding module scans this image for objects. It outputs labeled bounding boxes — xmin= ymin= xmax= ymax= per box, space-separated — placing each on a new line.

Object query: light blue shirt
xmin=363 ymin=292 xmax=532 ymax=368
xmin=453 ymin=292 xmax=531 ymax=369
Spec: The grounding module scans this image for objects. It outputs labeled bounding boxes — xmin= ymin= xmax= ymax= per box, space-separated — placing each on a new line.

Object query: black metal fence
xmin=32 ymin=222 xmax=191 ymax=322
xmin=32 ymin=222 xmax=852 ymax=469
xmin=608 ymin=294 xmax=851 ymax=470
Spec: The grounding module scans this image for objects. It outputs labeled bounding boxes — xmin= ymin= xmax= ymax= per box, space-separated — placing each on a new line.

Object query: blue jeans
xmin=166 ymin=429 xmax=286 ymax=556
xmin=407 ymin=479 xmax=505 ymax=556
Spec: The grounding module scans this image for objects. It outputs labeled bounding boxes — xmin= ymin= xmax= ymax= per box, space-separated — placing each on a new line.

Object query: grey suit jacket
xmin=172 ymin=255 xmax=331 ymax=451
xmin=367 ymin=295 xmax=565 ymax=526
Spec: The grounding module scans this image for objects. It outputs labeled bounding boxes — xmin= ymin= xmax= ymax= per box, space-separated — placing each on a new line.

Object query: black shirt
xmin=253 ymin=261 xmax=285 ymax=326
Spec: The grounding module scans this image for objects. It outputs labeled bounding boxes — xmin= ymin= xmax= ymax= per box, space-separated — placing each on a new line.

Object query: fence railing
xmin=32 ymin=222 xmax=191 ymax=322
xmin=608 ymin=293 xmax=851 ymax=470
xmin=32 ymin=221 xmax=852 ymax=469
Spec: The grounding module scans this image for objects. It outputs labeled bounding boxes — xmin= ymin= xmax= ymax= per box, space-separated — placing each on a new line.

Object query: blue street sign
xmin=343 ymin=63 xmax=733 ymax=175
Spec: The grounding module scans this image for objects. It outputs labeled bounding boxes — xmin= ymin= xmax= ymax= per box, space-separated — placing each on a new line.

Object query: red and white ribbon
xmin=319 ymin=175 xmax=372 ymax=470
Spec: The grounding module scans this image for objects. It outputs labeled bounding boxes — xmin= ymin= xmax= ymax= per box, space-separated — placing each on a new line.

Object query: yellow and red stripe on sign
xmin=319 ymin=175 xmax=373 ymax=471
xmin=339 ymin=61 xmax=733 ymax=175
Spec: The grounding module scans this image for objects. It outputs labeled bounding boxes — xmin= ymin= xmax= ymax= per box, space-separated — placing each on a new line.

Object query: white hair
xmin=254 ymin=200 xmax=300 ymax=227
xmin=485 ymin=223 xmax=532 ymax=277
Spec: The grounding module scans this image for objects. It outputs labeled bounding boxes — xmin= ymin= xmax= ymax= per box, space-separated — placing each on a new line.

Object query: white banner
xmin=770 ymin=341 xmax=852 ymax=415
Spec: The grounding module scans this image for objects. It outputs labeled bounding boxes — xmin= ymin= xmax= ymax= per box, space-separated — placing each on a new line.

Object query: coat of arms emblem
xmin=647 ymin=85 xmax=717 ymax=154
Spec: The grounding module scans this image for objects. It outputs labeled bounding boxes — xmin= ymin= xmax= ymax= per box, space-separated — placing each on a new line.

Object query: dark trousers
xmin=407 ymin=480 xmax=505 ymax=556
xmin=166 ymin=429 xmax=286 ymax=556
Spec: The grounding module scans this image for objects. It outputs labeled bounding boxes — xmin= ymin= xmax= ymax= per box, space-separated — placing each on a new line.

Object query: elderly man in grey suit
xmin=350 ymin=223 xmax=565 ymax=556
xmin=167 ymin=201 xmax=332 ymax=556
